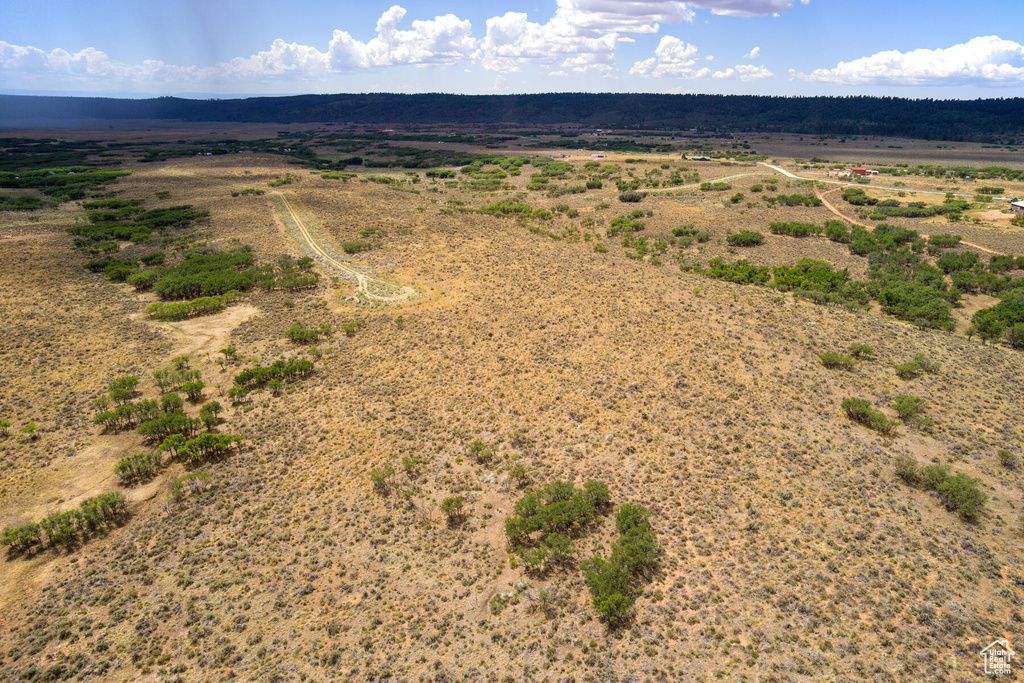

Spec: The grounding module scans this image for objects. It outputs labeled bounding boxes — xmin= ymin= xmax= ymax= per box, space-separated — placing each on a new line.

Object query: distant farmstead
xmin=1011 ymin=198 xmax=1024 ymax=214
xmin=851 ymin=167 xmax=868 ymax=175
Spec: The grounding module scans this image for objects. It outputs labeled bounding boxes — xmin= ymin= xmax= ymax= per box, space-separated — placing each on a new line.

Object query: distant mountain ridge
xmin=2 ymin=93 xmax=1023 ymax=141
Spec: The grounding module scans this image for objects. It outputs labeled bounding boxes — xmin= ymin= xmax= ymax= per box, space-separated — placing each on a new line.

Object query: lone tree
xmin=441 ymin=496 xmax=465 ymax=525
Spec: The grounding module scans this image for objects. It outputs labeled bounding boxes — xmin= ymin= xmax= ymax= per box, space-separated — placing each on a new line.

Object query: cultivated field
xmin=0 ymin=127 xmax=1022 ymax=682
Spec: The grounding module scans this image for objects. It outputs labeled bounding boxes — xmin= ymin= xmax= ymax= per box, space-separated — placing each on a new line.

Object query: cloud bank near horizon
xmin=1 ymin=2 xmax=1020 ymax=95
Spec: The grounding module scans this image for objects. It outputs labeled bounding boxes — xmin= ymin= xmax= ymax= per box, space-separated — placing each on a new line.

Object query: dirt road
xmin=269 ymin=192 xmax=416 ymax=303
xmin=762 ymin=165 xmax=1008 ymax=257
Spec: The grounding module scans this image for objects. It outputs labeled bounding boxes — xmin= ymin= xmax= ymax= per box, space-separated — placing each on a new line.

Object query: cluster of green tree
xmin=461 ymin=156 xmax=526 ymax=179
xmin=114 ymin=451 xmax=162 ymax=484
xmin=726 ymin=230 xmax=764 ymax=247
xmin=93 ymin=398 xmax=161 ymax=432
xmin=895 ymin=456 xmax=986 ymax=520
xmin=231 ymin=187 xmax=266 ymax=196
xmin=503 ymin=480 xmax=610 ymax=554
xmin=672 ymin=225 xmax=710 ymax=243
xmin=819 ymin=351 xmax=856 ymax=370
xmin=529 ymin=157 xmax=573 ymax=179
xmin=230 ymin=358 xmax=315 ymax=401
xmin=893 ymin=352 xmax=940 ymax=380
xmin=506 ymin=489 xmax=592 ymax=565
xmin=770 ymin=221 xmax=823 ymax=237
xmin=1 ymin=492 xmax=128 ymax=553
xmin=705 ymin=258 xmax=770 ymax=284
xmin=0 ymin=165 xmax=130 ymax=204
xmin=143 ymin=248 xmax=266 ymax=300
xmin=462 ymin=178 xmax=509 ymax=192
xmin=841 ymin=397 xmax=899 ymax=435
xmin=621 ymin=235 xmax=668 ymax=261
xmin=842 ymin=188 xmax=970 ymax=220
xmin=582 ymin=504 xmax=660 ymax=626
xmin=618 ymin=191 xmax=647 ymax=203
xmin=479 ymin=200 xmax=540 ymax=220
xmin=892 ymin=394 xmax=934 ymax=430
xmin=69 ymin=203 xmax=208 ymax=250
xmin=547 ymin=184 xmax=588 ymax=198
xmin=0 ymin=138 xmax=108 ymax=172
xmin=881 ymin=164 xmax=1024 ymax=181
xmin=773 ymin=259 xmax=871 ymax=307
xmin=927 ymin=233 xmax=961 ymax=249
xmin=766 ymin=193 xmax=822 ymax=207
xmin=842 ymin=188 xmax=878 ymax=206
xmin=840 ymin=224 xmax=957 ymax=329
xmin=144 ymin=291 xmax=241 ymax=321
xmin=90 ymin=375 xmax=152 ymax=431
xmin=607 ymin=211 xmax=646 ymax=236
xmin=7 ymin=94 xmax=1022 ymax=141
xmin=287 ymin=321 xmax=331 ymax=344
xmin=162 ymin=432 xmax=242 ymax=466
xmin=0 ymin=194 xmax=49 ymax=211
xmin=699 ymin=182 xmax=731 ymax=191
xmin=971 ymin=290 xmax=1024 ymax=347
xmin=823 ymin=220 xmax=852 ymax=243
xmin=872 ymin=199 xmax=971 ymax=220
xmin=362 ymin=146 xmax=486 ymax=169
xmin=544 ymin=138 xmax=671 ymax=153
xmin=152 ymin=359 xmax=202 ymax=392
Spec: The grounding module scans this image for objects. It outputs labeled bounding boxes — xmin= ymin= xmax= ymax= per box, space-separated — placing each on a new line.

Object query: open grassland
xmin=0 ymin=130 xmax=1022 ymax=682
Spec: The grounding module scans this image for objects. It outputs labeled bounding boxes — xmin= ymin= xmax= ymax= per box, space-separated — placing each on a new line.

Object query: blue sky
xmin=1 ymin=0 xmax=1022 ymax=98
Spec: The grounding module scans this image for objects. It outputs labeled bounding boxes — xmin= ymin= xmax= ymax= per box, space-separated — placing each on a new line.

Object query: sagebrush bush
xmin=819 ymin=352 xmax=855 ymax=370
xmin=841 ymin=398 xmax=898 ymax=435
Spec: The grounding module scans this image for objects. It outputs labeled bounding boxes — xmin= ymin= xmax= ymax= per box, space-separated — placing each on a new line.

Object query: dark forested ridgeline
xmin=2 ymin=93 xmax=1023 ymax=141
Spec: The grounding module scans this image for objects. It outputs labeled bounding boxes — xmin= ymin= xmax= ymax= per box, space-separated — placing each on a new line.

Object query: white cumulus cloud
xmin=477 ymin=0 xmax=698 ymax=73
xmin=629 ymin=36 xmax=710 ymax=79
xmin=0 ymin=6 xmax=477 ymax=87
xmin=744 ymin=46 xmax=761 ymax=59
xmin=797 ymin=35 xmax=1024 ymax=86
xmin=326 ymin=5 xmax=475 ymax=69
xmin=688 ymin=0 xmax=809 ymax=17
xmin=713 ymin=64 xmax=773 ymax=80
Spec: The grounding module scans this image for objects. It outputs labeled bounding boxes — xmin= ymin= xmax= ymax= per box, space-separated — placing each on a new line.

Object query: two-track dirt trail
xmin=758 ymin=163 xmax=1007 ymax=257
xmin=269 ymin=191 xmax=416 ymax=303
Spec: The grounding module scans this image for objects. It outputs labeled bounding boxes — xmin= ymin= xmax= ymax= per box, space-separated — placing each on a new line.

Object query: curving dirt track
xmin=269 ymin=191 xmax=416 ymax=303
xmin=761 ymin=163 xmax=1008 ymax=257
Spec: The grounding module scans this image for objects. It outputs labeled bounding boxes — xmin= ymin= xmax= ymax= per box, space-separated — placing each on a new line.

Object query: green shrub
xmin=441 ymin=496 xmax=465 ymax=524
xmin=582 ymin=503 xmax=660 ymax=626
xmin=145 ymin=291 xmax=241 ymax=321
xmin=819 ymin=352 xmax=855 ymax=370
xmin=824 ymin=220 xmax=852 ymax=243
xmin=892 ymin=394 xmax=925 ymax=419
xmin=114 ymin=452 xmax=162 ymax=484
xmin=726 ymin=230 xmax=764 ymax=247
xmin=998 ymin=449 xmax=1019 ymax=469
xmin=841 ymin=398 xmax=898 ymax=435
xmin=935 ymin=473 xmax=986 ymax=520
xmin=769 ymin=222 xmax=822 ymax=238
xmin=894 ymin=362 xmax=923 ymax=380
xmin=618 ymin=191 xmax=647 ymax=203
xmin=342 ymin=241 xmax=373 ymax=254
xmin=287 ymin=321 xmax=331 ymax=344
xmin=894 ymin=454 xmax=920 ymax=484
xmin=369 ymin=466 xmax=395 ymax=494
xmin=893 ymin=457 xmax=984 ymax=520
xmin=848 ymin=343 xmax=874 ymax=358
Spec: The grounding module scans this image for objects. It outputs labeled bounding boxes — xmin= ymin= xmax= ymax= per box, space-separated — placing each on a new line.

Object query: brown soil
xmin=0 ymin=130 xmax=1021 ymax=683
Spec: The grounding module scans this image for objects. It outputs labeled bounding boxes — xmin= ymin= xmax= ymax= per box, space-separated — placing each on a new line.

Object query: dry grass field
xmin=0 ymin=127 xmax=1022 ymax=683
